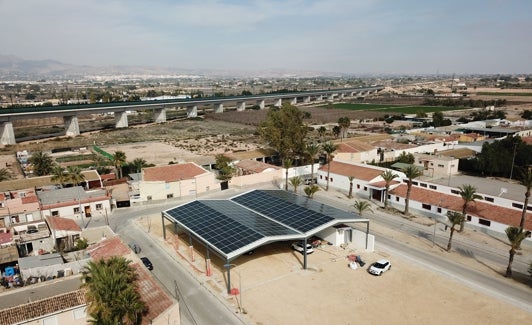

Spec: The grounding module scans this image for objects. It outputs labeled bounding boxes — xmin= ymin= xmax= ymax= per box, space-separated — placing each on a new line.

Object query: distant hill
xmin=0 ymin=54 xmax=345 ymax=81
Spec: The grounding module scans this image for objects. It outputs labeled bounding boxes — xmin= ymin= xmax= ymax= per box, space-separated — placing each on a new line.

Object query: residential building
xmin=139 ymin=162 xmax=217 ymax=201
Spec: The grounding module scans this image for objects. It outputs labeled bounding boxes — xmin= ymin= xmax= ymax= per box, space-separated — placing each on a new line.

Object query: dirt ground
xmin=136 ymin=188 xmax=531 ymax=325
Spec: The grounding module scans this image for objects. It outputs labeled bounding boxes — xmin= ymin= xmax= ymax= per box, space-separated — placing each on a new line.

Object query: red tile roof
xmin=390 ymin=184 xmax=532 ymax=229
xmin=319 ymin=161 xmax=383 ymax=181
xmin=46 ymin=216 xmax=82 ymax=232
xmin=336 ymin=140 xmax=375 ymax=153
xmin=0 ymin=290 xmax=86 ymax=325
xmin=368 ymin=180 xmax=400 ymax=189
xmin=86 ymin=237 xmax=175 ymax=325
xmin=0 ymin=232 xmax=13 ymax=244
xmin=143 ymin=163 xmax=207 ymax=182
xmin=87 ymin=236 xmax=131 ymax=260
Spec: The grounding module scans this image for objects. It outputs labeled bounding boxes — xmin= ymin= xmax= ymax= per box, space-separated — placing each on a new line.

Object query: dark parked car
xmin=140 ymin=257 xmax=153 ymax=270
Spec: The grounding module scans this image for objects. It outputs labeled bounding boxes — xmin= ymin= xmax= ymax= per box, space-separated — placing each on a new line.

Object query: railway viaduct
xmin=0 ymin=86 xmax=384 ymax=145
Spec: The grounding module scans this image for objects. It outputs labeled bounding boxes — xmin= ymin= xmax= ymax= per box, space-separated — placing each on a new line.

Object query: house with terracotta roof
xmin=388 ymin=182 xmax=532 ymax=235
xmin=46 ymin=216 xmax=82 ymax=252
xmin=317 ymin=161 xmax=404 ymax=203
xmin=317 ymin=159 xmax=531 ymax=237
xmin=139 ymin=162 xmax=217 ymax=201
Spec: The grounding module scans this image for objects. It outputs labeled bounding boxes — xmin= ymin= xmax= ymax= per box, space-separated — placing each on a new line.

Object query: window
xmin=357 ymin=184 xmax=360 ymax=189
xmin=330 ymin=178 xmax=333 ymax=182
xmin=51 ymin=211 xmax=59 ymax=217
xmin=387 ymin=194 xmax=391 ymax=200
xmin=451 ymin=189 xmax=459 ymax=195
xmin=412 ymin=181 xmax=418 ymax=186
xmin=438 ymin=164 xmax=444 ymax=168
xmin=73 ymin=207 xmax=80 ymax=214
xmin=420 ymin=183 xmax=427 ymax=188
xmin=484 ymin=197 xmax=494 ymax=202
xmin=512 ymin=203 xmax=523 ymax=209
xmin=147 ymin=196 xmax=152 ymax=201
xmin=429 ymin=185 xmax=437 ymax=190
xmin=422 ymin=203 xmax=431 ymax=210
xmin=466 ymin=215 xmax=471 ymax=221
xmin=96 ymin=203 xmax=103 ymax=210
xmin=363 ymin=186 xmax=367 ymax=191
xmin=478 ymin=219 xmax=491 ymax=227
xmin=167 ymin=193 xmax=174 ymax=199
xmin=320 ymin=175 xmax=323 ymax=179
xmin=437 ymin=207 xmax=442 ymax=213
xmin=396 ymin=197 xmax=400 ymax=202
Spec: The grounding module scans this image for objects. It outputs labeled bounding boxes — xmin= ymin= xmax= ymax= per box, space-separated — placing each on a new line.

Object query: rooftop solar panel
xmin=165 ymin=201 xmax=264 ymax=254
xmin=231 ymin=190 xmax=334 ymax=232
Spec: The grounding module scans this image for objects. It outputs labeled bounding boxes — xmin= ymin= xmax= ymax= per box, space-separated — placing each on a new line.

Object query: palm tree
xmin=50 ymin=165 xmax=68 ymax=187
xmin=322 ymin=141 xmax=338 ymax=191
xmin=518 ymin=168 xmax=532 ymax=230
xmin=67 ymin=166 xmax=85 ymax=187
xmin=458 ymin=184 xmax=482 ymax=232
xmin=446 ymin=211 xmax=465 ymax=251
xmin=112 ymin=151 xmax=127 ymax=179
xmin=289 ymin=176 xmax=303 ymax=193
xmin=0 ymin=168 xmax=12 ymax=181
xmin=305 ymin=143 xmax=320 ymax=185
xmin=381 ymin=170 xmax=398 ymax=209
xmin=82 ymin=256 xmax=146 ymax=324
xmin=401 ymin=165 xmax=423 ymax=215
xmin=353 ymin=200 xmax=373 ymax=217
xmin=304 ymin=185 xmax=320 ymax=198
xmin=131 ymin=158 xmax=148 ymax=174
xmin=29 ymin=151 xmax=54 ymax=176
xmin=283 ymin=158 xmax=293 ymax=191
xmin=348 ymin=176 xmax=354 ymax=198
xmin=505 ymin=227 xmax=531 ymax=277
xmin=93 ymin=154 xmax=112 ymax=175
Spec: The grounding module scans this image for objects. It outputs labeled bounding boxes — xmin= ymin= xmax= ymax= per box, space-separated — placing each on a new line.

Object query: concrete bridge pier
xmin=153 ymin=108 xmax=167 ymax=123
xmin=236 ymin=102 xmax=246 ymax=111
xmin=274 ymin=98 xmax=282 ymax=107
xmin=257 ymin=99 xmax=265 ymax=109
xmin=186 ymin=106 xmax=198 ymax=118
xmin=64 ymin=116 xmax=80 ymax=137
xmin=214 ymin=103 xmax=224 ymax=113
xmin=115 ymin=111 xmax=129 ymax=128
xmin=316 ymin=95 xmax=323 ymax=101
xmin=339 ymin=93 xmax=345 ymax=100
xmin=303 ymin=96 xmax=311 ymax=103
xmin=289 ymin=97 xmax=297 ymax=105
xmin=327 ymin=94 xmax=335 ymax=101
xmin=0 ymin=121 xmax=16 ymax=145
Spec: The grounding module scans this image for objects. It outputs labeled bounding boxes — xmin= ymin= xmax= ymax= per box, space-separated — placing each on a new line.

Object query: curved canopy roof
xmin=162 ymin=189 xmax=368 ymax=261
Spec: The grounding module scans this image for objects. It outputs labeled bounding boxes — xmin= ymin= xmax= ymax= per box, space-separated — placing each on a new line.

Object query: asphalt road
xmin=85 ymin=192 xmax=531 ymax=324
xmin=108 ymin=202 xmax=247 ymax=325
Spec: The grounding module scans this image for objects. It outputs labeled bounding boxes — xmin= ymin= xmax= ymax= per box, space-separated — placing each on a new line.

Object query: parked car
xmin=140 ymin=257 xmax=153 ymax=270
xmin=129 ymin=242 xmax=141 ymax=254
xmin=291 ymin=242 xmax=314 ymax=254
xmin=368 ymin=259 xmax=391 ymax=276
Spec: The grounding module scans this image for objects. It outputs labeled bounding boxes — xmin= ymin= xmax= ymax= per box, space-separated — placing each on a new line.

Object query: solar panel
xmin=231 ymin=190 xmax=334 ymax=232
xmin=165 ymin=201 xmax=264 ymax=254
xmin=201 ymin=200 xmax=297 ymax=237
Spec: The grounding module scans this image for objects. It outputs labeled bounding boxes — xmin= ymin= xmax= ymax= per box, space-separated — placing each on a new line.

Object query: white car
xmin=368 ymin=259 xmax=391 ymax=276
xmin=291 ymin=242 xmax=314 ymax=254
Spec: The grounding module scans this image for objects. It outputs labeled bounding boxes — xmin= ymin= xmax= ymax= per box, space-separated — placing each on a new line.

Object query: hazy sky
xmin=1 ymin=0 xmax=531 ymax=74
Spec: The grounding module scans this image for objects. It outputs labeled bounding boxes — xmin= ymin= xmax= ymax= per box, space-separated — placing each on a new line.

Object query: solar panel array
xmin=266 ymin=190 xmax=364 ymax=220
xmin=164 ymin=200 xmax=264 ymax=254
xmin=231 ymin=190 xmax=335 ymax=232
xmin=201 ymin=200 xmax=297 ymax=237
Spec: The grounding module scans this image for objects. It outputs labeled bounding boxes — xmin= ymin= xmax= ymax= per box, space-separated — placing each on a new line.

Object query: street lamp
xmin=224 ymin=263 xmax=242 ymax=313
